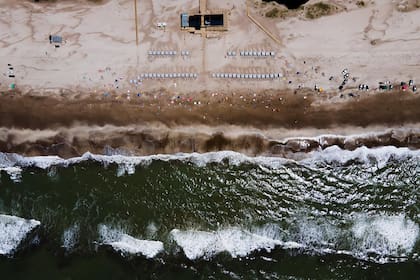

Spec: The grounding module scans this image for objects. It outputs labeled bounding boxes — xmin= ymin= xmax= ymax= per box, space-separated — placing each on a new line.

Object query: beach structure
xmin=180 ymin=0 xmax=228 ymax=34
xmin=49 ymin=35 xmax=62 ymax=44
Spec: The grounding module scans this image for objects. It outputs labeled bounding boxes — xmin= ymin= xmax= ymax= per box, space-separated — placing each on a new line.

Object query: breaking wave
xmin=0 ymin=214 xmax=40 ymax=256
xmin=169 ymin=214 xmax=419 ymax=263
xmin=98 ymin=224 xmax=164 ymax=258
xmin=1 ymin=145 xmax=419 ymax=181
xmin=0 ymin=145 xmax=418 ymax=265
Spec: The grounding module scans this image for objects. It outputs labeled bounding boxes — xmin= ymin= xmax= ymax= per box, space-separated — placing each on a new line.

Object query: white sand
xmin=0 ymin=0 xmax=419 ymax=95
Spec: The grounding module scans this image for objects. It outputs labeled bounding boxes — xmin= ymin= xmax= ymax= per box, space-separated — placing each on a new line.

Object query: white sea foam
xmin=351 ymin=214 xmax=419 ymax=262
xmin=1 ymin=145 xmax=418 ymax=179
xmin=304 ymin=145 xmax=420 ymax=168
xmin=98 ymin=224 xmax=163 ymax=258
xmin=0 ymin=151 xmax=290 ymax=177
xmin=170 ymin=227 xmax=301 ymax=260
xmin=62 ymin=224 xmax=80 ymax=251
xmin=0 ymin=167 xmax=22 ymax=182
xmin=0 ymin=214 xmax=41 ymax=256
xmin=293 ymin=218 xmax=339 ymax=248
xmin=170 ymin=214 xmax=420 ymax=263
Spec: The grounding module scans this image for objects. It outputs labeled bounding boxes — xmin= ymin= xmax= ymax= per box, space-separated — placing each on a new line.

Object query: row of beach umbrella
xmin=239 ymin=51 xmax=276 ymax=57
xmin=140 ymin=73 xmax=198 ymax=79
xmin=148 ymin=50 xmax=190 ymax=56
xmin=211 ymin=73 xmax=282 ymax=79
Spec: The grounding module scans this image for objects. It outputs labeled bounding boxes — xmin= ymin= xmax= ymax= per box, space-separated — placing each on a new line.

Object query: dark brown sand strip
xmin=0 ymin=90 xmax=419 ymax=157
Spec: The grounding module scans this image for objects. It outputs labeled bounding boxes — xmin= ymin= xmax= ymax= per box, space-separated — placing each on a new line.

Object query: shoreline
xmin=1 ymin=89 xmax=419 ymax=158
xmin=1 ymin=123 xmax=419 ymax=159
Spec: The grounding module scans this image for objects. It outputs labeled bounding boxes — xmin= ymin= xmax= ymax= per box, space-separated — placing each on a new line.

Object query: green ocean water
xmin=0 ymin=147 xmax=419 ymax=279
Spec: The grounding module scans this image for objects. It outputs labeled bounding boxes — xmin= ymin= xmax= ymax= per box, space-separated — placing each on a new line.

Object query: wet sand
xmin=1 ymin=89 xmax=420 ymax=129
xmin=1 ymin=90 xmax=419 ymax=158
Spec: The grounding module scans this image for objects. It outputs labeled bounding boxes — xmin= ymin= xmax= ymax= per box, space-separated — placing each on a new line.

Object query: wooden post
xmin=134 ymin=0 xmax=139 ymax=46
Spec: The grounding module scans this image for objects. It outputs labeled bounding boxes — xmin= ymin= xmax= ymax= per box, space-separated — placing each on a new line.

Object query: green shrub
xmin=265 ymin=7 xmax=279 ymax=18
xmin=305 ymin=2 xmax=335 ymax=19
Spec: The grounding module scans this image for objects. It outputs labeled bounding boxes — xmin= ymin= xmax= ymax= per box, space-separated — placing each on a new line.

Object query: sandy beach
xmin=0 ymin=0 xmax=419 ymax=156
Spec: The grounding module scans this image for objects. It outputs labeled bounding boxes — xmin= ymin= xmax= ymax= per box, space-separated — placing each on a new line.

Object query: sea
xmin=0 ymin=145 xmax=419 ymax=279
